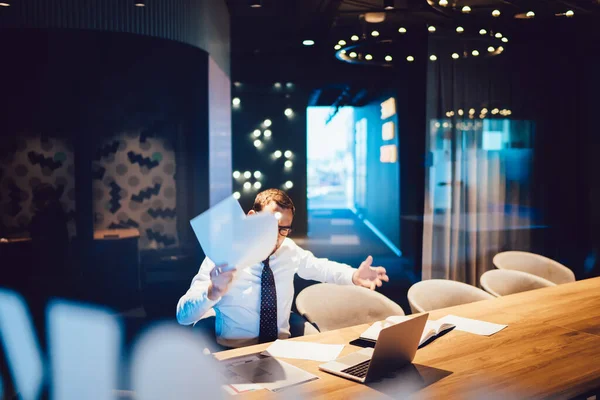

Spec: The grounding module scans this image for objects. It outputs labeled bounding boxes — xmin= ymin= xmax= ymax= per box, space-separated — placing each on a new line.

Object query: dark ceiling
xmin=225 ymin=0 xmax=599 ymax=106
xmin=226 ymin=0 xmax=599 ymax=57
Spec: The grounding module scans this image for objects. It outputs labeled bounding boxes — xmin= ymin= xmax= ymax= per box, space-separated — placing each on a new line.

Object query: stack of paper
xmin=221 ymin=354 xmax=264 ymax=395
xmin=190 ymin=195 xmax=278 ymax=268
xmin=221 ymin=354 xmax=319 ymax=395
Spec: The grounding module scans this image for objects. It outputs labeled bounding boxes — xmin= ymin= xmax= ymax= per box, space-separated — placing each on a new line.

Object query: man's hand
xmin=207 ymin=263 xmax=237 ymax=300
xmin=352 ymin=255 xmax=389 ymax=290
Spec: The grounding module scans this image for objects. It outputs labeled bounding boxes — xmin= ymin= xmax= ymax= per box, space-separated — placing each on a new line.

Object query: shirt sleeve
xmin=176 ymin=257 xmax=220 ymax=325
xmin=295 ymin=243 xmax=356 ymax=286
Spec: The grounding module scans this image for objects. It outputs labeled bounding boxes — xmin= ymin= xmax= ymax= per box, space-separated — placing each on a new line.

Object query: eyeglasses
xmin=278 ymin=226 xmax=292 ymax=236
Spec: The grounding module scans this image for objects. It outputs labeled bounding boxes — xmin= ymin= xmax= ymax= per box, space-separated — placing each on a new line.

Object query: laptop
xmin=318 ymin=313 xmax=429 ymax=383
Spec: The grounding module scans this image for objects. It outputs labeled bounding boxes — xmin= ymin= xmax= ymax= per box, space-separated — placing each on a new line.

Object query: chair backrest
xmin=480 ymin=269 xmax=556 ymax=297
xmin=295 ymin=283 xmax=405 ymax=332
xmin=407 ymin=279 xmax=494 ymax=314
xmin=493 ymin=251 xmax=575 ymax=284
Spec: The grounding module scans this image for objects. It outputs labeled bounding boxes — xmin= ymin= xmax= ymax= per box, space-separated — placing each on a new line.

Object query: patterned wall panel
xmin=0 ymin=137 xmax=76 ymax=236
xmin=92 ymin=132 xmax=177 ymax=249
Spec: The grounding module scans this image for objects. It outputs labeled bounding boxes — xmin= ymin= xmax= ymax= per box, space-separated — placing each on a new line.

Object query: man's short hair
xmin=252 ymin=189 xmax=295 ymax=215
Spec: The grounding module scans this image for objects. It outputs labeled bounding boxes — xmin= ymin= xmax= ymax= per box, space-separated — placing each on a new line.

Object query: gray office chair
xmin=493 ymin=251 xmax=575 ymax=285
xmin=480 ymin=269 xmax=556 ymax=297
xmin=295 ymin=283 xmax=405 ymax=332
xmin=407 ymin=279 xmax=494 ymax=314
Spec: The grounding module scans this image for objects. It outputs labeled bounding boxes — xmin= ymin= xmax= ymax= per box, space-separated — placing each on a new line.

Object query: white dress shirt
xmin=176 ymin=238 xmax=356 ymax=347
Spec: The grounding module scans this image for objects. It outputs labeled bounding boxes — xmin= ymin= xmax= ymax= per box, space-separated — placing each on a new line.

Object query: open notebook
xmin=360 ymin=316 xmax=455 ymax=348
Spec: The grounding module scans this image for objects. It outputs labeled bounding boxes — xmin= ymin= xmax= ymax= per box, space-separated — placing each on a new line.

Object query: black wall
xmin=511 ymin=21 xmax=600 ymax=278
xmin=231 ymin=83 xmax=310 ymax=235
xmin=0 ymin=29 xmax=212 ymax=304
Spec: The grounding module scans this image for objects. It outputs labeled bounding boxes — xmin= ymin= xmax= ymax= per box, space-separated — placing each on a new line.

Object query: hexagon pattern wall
xmin=0 ymin=137 xmax=76 ymax=237
xmin=92 ymin=132 xmax=178 ymax=249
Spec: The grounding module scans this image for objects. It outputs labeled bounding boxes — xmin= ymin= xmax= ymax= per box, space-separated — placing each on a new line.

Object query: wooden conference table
xmin=215 ymin=277 xmax=600 ymax=399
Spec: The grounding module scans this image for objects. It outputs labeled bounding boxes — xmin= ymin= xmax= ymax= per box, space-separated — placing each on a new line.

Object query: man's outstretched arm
xmin=296 ymin=245 xmax=389 ymax=290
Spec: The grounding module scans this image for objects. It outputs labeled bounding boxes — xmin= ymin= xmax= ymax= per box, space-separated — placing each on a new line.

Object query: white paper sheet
xmin=228 ymin=356 xmax=319 ymax=392
xmin=436 ymin=315 xmax=507 ymax=336
xmin=190 ymin=195 xmax=278 ymax=269
xmin=221 ymin=354 xmax=264 ymax=395
xmin=261 ymin=340 xmax=345 ymax=362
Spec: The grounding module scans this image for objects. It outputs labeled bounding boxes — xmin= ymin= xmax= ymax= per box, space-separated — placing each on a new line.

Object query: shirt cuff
xmin=344 ymin=267 xmax=357 ymax=286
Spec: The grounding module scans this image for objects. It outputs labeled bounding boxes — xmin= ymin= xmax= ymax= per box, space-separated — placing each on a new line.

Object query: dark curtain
xmin=423 ymin=31 xmax=534 ymax=285
xmin=423 ymin=19 xmax=600 ymax=283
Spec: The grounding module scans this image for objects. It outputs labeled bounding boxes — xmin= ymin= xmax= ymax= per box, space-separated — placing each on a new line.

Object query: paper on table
xmin=262 ymin=340 xmax=345 ymax=362
xmin=190 ymin=195 xmax=278 ymax=269
xmin=436 ymin=315 xmax=507 ymax=336
xmin=228 ymin=356 xmax=319 ymax=392
xmin=221 ymin=354 xmax=264 ymax=394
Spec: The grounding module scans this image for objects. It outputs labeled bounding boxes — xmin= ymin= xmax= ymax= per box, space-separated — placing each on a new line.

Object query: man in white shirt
xmin=176 ymin=189 xmax=389 ymax=348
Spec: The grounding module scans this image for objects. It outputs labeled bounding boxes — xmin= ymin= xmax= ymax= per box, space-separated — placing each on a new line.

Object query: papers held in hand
xmin=360 ymin=316 xmax=456 ymax=348
xmin=189 ymin=195 xmax=278 ymax=268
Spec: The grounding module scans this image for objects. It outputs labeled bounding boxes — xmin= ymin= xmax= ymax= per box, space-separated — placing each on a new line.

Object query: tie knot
xmin=262 ymin=258 xmax=270 ymax=267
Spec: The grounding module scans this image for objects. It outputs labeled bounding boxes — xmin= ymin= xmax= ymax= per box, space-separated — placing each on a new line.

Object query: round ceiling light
xmin=364 ymin=12 xmax=386 ymax=23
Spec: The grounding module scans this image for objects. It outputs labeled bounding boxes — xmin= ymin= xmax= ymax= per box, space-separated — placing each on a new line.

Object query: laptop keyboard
xmin=341 ymin=359 xmax=371 ymax=378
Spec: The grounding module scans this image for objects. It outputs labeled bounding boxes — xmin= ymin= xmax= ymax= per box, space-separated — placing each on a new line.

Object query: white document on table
xmin=262 ymin=340 xmax=345 ymax=362
xmin=190 ymin=195 xmax=278 ymax=269
xmin=227 ymin=356 xmax=319 ymax=392
xmin=221 ymin=354 xmax=264 ymax=395
xmin=436 ymin=315 xmax=507 ymax=336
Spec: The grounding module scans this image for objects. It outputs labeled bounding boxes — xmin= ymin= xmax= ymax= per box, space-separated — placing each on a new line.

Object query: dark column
xmin=396 ymin=29 xmax=428 ymax=279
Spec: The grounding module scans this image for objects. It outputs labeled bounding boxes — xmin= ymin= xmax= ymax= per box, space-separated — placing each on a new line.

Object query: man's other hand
xmin=207 ymin=263 xmax=236 ymax=300
xmin=352 ymin=255 xmax=389 ymax=290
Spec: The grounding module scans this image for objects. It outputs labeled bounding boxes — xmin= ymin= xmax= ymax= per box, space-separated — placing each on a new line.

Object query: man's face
xmin=248 ymin=201 xmax=294 ymax=253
